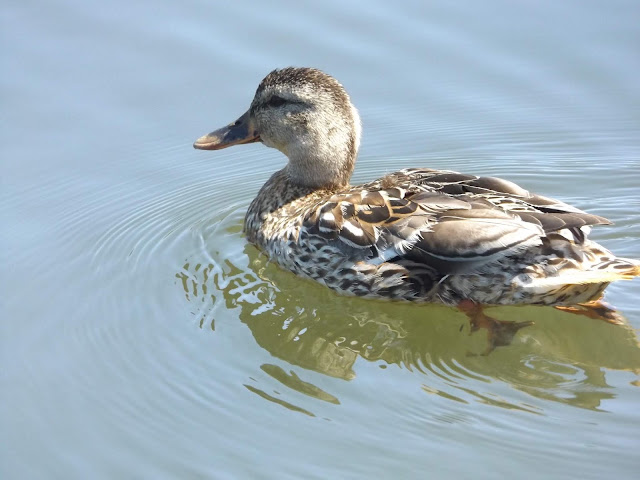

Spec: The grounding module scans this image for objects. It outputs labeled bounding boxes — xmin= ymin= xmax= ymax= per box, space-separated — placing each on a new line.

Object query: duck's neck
xmin=243 ymin=137 xmax=358 ymax=245
xmin=284 ymin=152 xmax=354 ymax=190
xmin=276 ymin=116 xmax=359 ymax=190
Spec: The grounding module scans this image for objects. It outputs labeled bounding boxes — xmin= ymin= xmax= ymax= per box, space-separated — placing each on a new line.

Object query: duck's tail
xmin=513 ymin=255 xmax=639 ymax=305
xmin=532 ymin=265 xmax=638 ymax=288
xmin=586 ymin=257 xmax=640 ymax=282
xmin=535 ymin=257 xmax=640 ymax=288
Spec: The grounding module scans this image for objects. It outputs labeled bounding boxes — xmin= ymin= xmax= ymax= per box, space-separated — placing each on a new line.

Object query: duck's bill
xmin=193 ymin=110 xmax=260 ymax=150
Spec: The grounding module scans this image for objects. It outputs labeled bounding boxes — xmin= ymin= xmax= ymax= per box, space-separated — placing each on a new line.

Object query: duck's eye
xmin=267 ymin=95 xmax=287 ymax=108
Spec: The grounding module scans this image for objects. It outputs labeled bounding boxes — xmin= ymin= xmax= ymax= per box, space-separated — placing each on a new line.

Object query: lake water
xmin=3 ymin=0 xmax=640 ymax=478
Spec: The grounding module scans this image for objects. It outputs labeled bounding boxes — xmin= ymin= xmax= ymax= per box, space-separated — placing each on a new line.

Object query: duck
xmin=194 ymin=67 xmax=639 ymax=339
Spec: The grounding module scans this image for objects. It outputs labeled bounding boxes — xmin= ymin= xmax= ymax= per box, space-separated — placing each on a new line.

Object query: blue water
xmin=2 ymin=0 xmax=639 ymax=478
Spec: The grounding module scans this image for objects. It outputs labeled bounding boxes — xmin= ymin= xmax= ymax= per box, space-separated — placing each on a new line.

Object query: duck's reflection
xmin=177 ymin=243 xmax=640 ymax=412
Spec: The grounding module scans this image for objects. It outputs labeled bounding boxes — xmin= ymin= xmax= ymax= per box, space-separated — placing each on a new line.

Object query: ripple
xmin=5 ymin=0 xmax=640 ymax=477
xmin=176 ymin=221 xmax=640 ymax=414
xmin=15 ymin=144 xmax=289 ymax=472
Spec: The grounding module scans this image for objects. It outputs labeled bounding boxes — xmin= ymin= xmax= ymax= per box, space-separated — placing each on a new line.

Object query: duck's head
xmin=194 ymin=67 xmax=361 ymax=189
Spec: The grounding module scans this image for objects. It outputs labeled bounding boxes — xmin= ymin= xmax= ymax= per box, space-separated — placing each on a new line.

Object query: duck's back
xmin=247 ymin=168 xmax=639 ymax=306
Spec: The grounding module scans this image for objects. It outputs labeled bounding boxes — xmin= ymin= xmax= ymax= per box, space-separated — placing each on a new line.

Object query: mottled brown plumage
xmin=194 ymin=67 xmax=640 ymax=309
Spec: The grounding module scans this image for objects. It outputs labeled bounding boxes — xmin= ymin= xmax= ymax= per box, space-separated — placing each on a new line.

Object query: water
xmin=2 ymin=0 xmax=640 ymax=478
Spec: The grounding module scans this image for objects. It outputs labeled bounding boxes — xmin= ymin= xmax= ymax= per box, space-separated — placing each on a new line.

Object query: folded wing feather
xmin=303 ymin=169 xmax=611 ymax=275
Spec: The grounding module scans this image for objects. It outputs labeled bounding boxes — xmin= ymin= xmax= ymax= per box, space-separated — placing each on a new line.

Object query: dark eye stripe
xmin=267 ymin=95 xmax=287 ymax=107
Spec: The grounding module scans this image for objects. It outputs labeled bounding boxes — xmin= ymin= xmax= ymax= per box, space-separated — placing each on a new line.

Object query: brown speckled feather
xmin=243 ymin=167 xmax=639 ymax=305
xmin=303 ymin=168 xmax=608 ymax=273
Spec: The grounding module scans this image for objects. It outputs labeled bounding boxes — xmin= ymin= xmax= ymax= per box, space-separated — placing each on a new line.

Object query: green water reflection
xmin=177 ymin=240 xmax=640 ymax=413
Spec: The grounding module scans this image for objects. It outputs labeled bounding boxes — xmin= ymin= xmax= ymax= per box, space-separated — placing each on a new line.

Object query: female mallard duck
xmin=194 ymin=67 xmax=639 ymax=327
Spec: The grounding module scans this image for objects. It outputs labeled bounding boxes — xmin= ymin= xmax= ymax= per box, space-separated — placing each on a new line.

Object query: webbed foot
xmin=458 ymin=300 xmax=534 ymax=354
xmin=554 ymin=299 xmax=625 ymax=325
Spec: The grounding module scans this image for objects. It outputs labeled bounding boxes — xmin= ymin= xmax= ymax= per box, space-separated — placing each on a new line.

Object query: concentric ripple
xmin=33 ymin=132 xmax=637 ymax=450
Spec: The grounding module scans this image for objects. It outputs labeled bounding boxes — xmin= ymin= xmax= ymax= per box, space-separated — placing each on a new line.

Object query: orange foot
xmin=554 ymin=299 xmax=625 ymax=325
xmin=458 ymin=300 xmax=534 ymax=354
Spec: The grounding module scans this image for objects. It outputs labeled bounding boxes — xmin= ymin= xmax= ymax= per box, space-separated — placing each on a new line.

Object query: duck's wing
xmin=384 ymin=168 xmax=611 ymax=232
xmin=302 ymin=169 xmax=610 ymax=275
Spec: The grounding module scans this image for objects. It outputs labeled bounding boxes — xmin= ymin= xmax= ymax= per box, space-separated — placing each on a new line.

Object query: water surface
xmin=2 ymin=0 xmax=640 ymax=478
